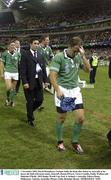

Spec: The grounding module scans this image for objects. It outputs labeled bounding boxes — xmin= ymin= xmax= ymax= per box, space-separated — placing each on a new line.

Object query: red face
xmin=44 ymin=37 xmax=50 ymax=46
xmin=8 ymin=42 xmax=16 ymax=53
xmin=15 ymin=40 xmax=20 ymax=49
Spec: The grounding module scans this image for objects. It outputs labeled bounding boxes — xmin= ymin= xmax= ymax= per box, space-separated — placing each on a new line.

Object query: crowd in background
xmin=1 ymin=9 xmax=111 ymax=30
xmin=0 ymin=8 xmax=111 ymax=62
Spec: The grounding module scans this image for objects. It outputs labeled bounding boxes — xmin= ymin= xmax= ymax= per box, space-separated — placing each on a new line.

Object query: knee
xmin=58 ymin=115 xmax=66 ymax=123
xmin=6 ymin=87 xmax=11 ymax=91
xmin=77 ymin=116 xmax=85 ymax=124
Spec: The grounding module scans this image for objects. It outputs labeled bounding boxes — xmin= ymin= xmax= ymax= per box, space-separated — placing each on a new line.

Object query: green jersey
xmin=38 ymin=45 xmax=54 ymax=66
xmin=50 ymin=49 xmax=83 ymax=89
xmin=1 ymin=50 xmax=21 ymax=73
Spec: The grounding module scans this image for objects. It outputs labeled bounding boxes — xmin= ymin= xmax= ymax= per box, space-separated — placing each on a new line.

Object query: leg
xmin=71 ymin=108 xmax=84 ymax=154
xmin=9 ymin=80 xmax=17 ymax=106
xmin=33 ymin=88 xmax=43 ymax=111
xmin=93 ymin=67 xmax=97 ymax=83
xmin=16 ymin=77 xmax=21 ymax=93
xmin=56 ymin=112 xmax=67 ymax=142
xmin=89 ymin=69 xmax=94 ymax=83
xmin=72 ymin=109 xmax=84 ymax=143
xmin=5 ymin=79 xmax=12 ymax=105
xmin=56 ymin=110 xmax=67 ymax=151
xmin=16 ymin=65 xmax=21 ymax=93
xmin=24 ymin=89 xmax=35 ymax=122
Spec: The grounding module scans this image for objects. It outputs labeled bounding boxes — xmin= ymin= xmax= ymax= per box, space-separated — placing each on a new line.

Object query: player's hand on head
xmin=79 ymin=46 xmax=85 ymax=56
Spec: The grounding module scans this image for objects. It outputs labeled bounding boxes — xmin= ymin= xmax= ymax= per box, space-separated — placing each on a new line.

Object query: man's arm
xmin=20 ymin=52 xmax=29 ymax=89
xmin=0 ymin=59 xmax=4 ymax=78
xmin=50 ymin=71 xmax=64 ymax=98
xmin=79 ymin=47 xmax=91 ymax=72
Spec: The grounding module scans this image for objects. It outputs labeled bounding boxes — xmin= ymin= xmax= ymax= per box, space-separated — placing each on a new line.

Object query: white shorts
xmin=4 ymin=72 xmax=19 ymax=81
xmin=55 ymin=86 xmax=83 ymax=108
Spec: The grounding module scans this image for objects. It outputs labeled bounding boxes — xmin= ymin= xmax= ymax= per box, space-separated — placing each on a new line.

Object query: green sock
xmin=9 ymin=90 xmax=16 ymax=102
xmin=72 ymin=122 xmax=83 ymax=143
xmin=6 ymin=90 xmax=10 ymax=101
xmin=56 ymin=121 xmax=64 ymax=142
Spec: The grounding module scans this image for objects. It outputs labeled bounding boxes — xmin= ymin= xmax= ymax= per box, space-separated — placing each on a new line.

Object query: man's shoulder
xmin=23 ymin=50 xmax=30 ymax=56
xmin=1 ymin=51 xmax=8 ymax=59
xmin=2 ymin=50 xmax=8 ymax=56
xmin=20 ymin=48 xmax=26 ymax=54
xmin=47 ymin=45 xmax=52 ymax=50
xmin=54 ymin=52 xmax=63 ymax=58
xmin=37 ymin=50 xmax=43 ymax=57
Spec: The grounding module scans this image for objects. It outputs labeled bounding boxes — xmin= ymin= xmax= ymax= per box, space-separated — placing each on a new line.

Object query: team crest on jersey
xmin=46 ymin=51 xmax=49 ymax=55
xmin=65 ymin=63 xmax=70 ymax=73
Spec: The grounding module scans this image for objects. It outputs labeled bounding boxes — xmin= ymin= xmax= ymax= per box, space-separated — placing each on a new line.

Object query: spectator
xmin=89 ymin=52 xmax=99 ymax=84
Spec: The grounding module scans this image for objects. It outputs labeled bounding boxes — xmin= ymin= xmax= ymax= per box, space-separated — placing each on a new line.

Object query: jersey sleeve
xmin=78 ymin=53 xmax=84 ymax=69
xmin=49 ymin=47 xmax=54 ymax=59
xmin=50 ymin=54 xmax=61 ymax=72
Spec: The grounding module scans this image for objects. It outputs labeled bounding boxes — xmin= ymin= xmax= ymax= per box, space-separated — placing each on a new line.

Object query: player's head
xmin=8 ymin=40 xmax=16 ymax=53
xmin=40 ymin=34 xmax=50 ymax=46
xmin=29 ymin=38 xmax=39 ymax=51
xmin=14 ymin=40 xmax=20 ymax=49
xmin=69 ymin=36 xmax=82 ymax=52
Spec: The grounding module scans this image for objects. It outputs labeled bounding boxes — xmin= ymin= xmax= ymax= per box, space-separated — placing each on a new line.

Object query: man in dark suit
xmin=20 ymin=38 xmax=48 ymax=127
xmin=107 ymin=56 xmax=111 ymax=146
xmin=108 ymin=55 xmax=111 ymax=78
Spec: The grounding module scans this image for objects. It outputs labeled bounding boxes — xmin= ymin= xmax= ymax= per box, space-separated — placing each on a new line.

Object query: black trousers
xmin=16 ymin=75 xmax=21 ymax=93
xmin=16 ymin=65 xmax=21 ymax=93
xmin=24 ymin=79 xmax=43 ymax=122
xmin=89 ymin=67 xmax=97 ymax=84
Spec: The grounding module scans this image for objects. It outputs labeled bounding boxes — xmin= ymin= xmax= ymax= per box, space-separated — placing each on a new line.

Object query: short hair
xmin=8 ymin=40 xmax=15 ymax=45
xmin=7 ymin=40 xmax=15 ymax=47
xmin=40 ymin=34 xmax=49 ymax=42
xmin=69 ymin=36 xmax=82 ymax=47
xmin=14 ymin=39 xmax=20 ymax=43
xmin=29 ymin=38 xmax=39 ymax=44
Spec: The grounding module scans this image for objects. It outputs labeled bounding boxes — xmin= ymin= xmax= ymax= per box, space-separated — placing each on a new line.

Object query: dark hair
xmin=69 ymin=36 xmax=82 ymax=47
xmin=40 ymin=34 xmax=49 ymax=42
xmin=29 ymin=38 xmax=39 ymax=44
xmin=8 ymin=40 xmax=15 ymax=45
xmin=6 ymin=40 xmax=15 ymax=48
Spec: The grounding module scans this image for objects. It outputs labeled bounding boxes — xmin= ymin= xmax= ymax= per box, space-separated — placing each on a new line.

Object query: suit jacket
xmin=20 ymin=50 xmax=48 ymax=90
xmin=108 ymin=58 xmax=111 ymax=79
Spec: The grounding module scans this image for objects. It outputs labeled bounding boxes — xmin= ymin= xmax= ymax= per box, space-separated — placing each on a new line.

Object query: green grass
xmin=0 ymin=66 xmax=111 ymax=169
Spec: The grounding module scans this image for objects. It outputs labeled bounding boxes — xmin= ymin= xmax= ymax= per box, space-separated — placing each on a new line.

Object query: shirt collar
xmin=64 ymin=49 xmax=73 ymax=60
xmin=16 ymin=48 xmax=20 ymax=53
xmin=30 ymin=49 xmax=35 ymax=55
xmin=8 ymin=50 xmax=16 ymax=56
xmin=64 ymin=49 xmax=79 ymax=60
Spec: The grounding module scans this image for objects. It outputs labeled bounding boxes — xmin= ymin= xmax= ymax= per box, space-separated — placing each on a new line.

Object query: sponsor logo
xmin=0 ymin=170 xmax=3 ymax=175
xmin=3 ymin=170 xmax=19 ymax=175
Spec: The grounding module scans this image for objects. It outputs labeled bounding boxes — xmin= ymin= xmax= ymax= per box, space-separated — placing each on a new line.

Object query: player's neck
xmin=66 ymin=48 xmax=76 ymax=58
